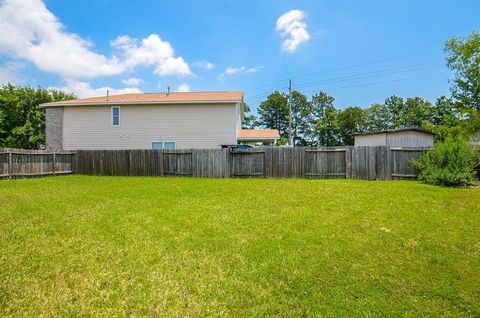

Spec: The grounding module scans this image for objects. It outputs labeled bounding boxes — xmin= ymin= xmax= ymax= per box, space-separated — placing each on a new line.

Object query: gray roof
xmin=354 ymin=127 xmax=435 ymax=136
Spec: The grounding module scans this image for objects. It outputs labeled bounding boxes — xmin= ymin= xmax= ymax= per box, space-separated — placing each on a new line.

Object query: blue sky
xmin=0 ymin=0 xmax=479 ymax=114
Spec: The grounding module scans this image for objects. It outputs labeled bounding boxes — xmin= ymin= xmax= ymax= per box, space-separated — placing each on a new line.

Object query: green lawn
xmin=0 ymin=176 xmax=479 ymax=317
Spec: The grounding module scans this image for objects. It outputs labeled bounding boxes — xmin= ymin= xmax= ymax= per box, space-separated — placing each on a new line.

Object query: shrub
xmin=412 ymin=136 xmax=480 ymax=186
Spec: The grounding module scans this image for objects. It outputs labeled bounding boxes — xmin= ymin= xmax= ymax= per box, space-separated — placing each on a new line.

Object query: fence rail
xmin=0 ymin=148 xmax=75 ymax=179
xmin=74 ymin=146 xmax=429 ymax=180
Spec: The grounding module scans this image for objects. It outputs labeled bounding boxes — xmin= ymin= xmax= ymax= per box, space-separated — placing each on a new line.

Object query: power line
xmin=244 ymin=49 xmax=440 ymax=93
xmin=246 ymin=60 xmax=443 ymax=103
xmin=293 ymin=61 xmax=443 ymax=90
xmin=290 ymin=49 xmax=441 ymax=80
xmin=300 ymin=73 xmax=447 ymax=95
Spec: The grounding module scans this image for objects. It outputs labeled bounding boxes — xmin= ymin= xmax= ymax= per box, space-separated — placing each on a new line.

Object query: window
xmin=152 ymin=141 xmax=176 ymax=149
xmin=111 ymin=106 xmax=120 ymax=127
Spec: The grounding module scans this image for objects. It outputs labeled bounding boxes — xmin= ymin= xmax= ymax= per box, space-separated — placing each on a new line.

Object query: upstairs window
xmin=152 ymin=141 xmax=176 ymax=150
xmin=111 ymin=106 xmax=120 ymax=127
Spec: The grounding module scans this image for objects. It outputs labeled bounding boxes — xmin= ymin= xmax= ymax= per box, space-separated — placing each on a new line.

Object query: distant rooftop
xmin=40 ymin=91 xmax=244 ymax=107
xmin=354 ymin=127 xmax=435 ymax=136
xmin=237 ymin=129 xmax=280 ymax=139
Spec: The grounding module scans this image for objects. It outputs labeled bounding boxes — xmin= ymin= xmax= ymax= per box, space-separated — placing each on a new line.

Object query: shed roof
xmin=40 ymin=91 xmax=244 ymax=107
xmin=354 ymin=128 xmax=435 ymax=136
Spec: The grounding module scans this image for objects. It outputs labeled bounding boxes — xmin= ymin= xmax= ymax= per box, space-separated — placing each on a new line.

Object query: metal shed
xmin=354 ymin=128 xmax=435 ymax=147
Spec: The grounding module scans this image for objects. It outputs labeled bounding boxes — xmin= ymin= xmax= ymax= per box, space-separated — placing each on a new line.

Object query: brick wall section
xmin=45 ymin=106 xmax=63 ymax=150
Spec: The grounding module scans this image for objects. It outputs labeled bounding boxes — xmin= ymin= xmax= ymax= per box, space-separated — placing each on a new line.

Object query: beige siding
xmin=386 ymin=131 xmax=434 ymax=147
xmin=62 ymin=104 xmax=238 ymax=150
xmin=355 ymin=133 xmax=386 ymax=146
xmin=355 ymin=131 xmax=434 ymax=147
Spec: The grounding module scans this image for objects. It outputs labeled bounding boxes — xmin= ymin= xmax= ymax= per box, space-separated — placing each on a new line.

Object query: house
xmin=354 ymin=128 xmax=434 ymax=147
xmin=40 ymin=92 xmax=279 ymax=150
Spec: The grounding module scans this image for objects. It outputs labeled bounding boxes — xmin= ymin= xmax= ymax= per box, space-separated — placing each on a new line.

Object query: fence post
xmin=52 ymin=152 xmax=56 ymax=176
xmin=385 ymin=146 xmax=392 ymax=180
xmin=8 ymin=150 xmax=12 ymax=179
xmin=345 ymin=147 xmax=352 ymax=179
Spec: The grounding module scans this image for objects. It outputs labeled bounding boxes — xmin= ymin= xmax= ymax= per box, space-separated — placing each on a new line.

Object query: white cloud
xmin=50 ymin=80 xmax=142 ymax=98
xmin=219 ymin=65 xmax=263 ymax=80
xmin=153 ymin=56 xmax=191 ymax=76
xmin=176 ymin=84 xmax=190 ymax=92
xmin=192 ymin=61 xmax=215 ymax=70
xmin=112 ymin=34 xmax=191 ymax=76
xmin=121 ymin=77 xmax=143 ymax=86
xmin=0 ymin=0 xmax=191 ymax=79
xmin=276 ymin=9 xmax=310 ymax=53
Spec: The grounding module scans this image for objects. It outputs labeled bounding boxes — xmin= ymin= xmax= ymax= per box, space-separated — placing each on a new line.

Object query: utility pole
xmin=288 ymin=79 xmax=293 ymax=146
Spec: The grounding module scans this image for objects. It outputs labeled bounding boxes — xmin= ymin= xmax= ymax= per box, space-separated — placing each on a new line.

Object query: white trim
xmin=40 ymin=100 xmax=242 ymax=107
xmin=151 ymin=141 xmax=176 ymax=149
xmin=111 ymin=106 xmax=120 ymax=127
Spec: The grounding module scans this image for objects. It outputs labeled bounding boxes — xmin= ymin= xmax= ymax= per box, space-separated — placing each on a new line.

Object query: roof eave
xmin=354 ymin=128 xmax=435 ymax=136
xmin=39 ymin=99 xmax=243 ymax=108
xmin=237 ymin=136 xmax=280 ymax=140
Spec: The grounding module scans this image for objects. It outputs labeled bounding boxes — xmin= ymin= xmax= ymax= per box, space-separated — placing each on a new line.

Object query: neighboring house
xmin=354 ymin=128 xmax=434 ymax=147
xmin=40 ymin=92 xmax=279 ymax=150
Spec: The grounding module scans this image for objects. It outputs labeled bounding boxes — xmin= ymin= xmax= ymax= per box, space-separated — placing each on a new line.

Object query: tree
xmin=431 ymin=96 xmax=462 ymax=126
xmin=400 ymin=97 xmax=434 ymax=128
xmin=0 ymin=84 xmax=75 ymax=149
xmin=337 ymin=106 xmax=367 ymax=145
xmin=242 ymin=114 xmax=259 ymax=129
xmin=365 ymin=103 xmax=390 ymax=131
xmin=308 ymin=91 xmax=336 ymax=146
xmin=315 ymin=104 xmax=340 ymax=146
xmin=290 ymin=91 xmax=312 ymax=146
xmin=241 ymin=103 xmax=259 ymax=129
xmin=311 ymin=91 xmax=334 ymax=120
xmin=257 ymin=91 xmax=289 ymax=140
xmin=445 ymin=30 xmax=480 ymax=112
xmin=384 ymin=95 xmax=404 ymax=128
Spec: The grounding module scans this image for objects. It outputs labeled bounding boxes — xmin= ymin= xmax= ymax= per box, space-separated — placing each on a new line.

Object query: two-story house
xmin=40 ymin=91 xmax=279 ymax=150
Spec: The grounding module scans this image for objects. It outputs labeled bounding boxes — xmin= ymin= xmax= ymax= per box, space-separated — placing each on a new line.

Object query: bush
xmin=412 ymin=137 xmax=480 ymax=186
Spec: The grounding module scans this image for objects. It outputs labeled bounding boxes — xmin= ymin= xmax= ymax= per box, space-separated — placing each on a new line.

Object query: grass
xmin=0 ymin=176 xmax=479 ymax=317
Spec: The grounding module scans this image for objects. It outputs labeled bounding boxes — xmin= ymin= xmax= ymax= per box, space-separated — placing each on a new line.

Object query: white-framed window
xmin=151 ymin=141 xmax=176 ymax=150
xmin=111 ymin=106 xmax=120 ymax=127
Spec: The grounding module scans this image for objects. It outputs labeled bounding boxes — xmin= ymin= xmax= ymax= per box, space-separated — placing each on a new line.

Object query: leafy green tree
xmin=290 ymin=91 xmax=312 ymax=146
xmin=431 ymin=96 xmax=463 ymax=126
xmin=337 ymin=106 xmax=367 ymax=145
xmin=315 ymin=104 xmax=341 ymax=146
xmin=445 ymin=30 xmax=480 ymax=112
xmin=311 ymin=91 xmax=334 ymax=120
xmin=242 ymin=114 xmax=259 ymax=129
xmin=0 ymin=84 xmax=75 ymax=149
xmin=241 ymin=103 xmax=259 ymax=129
xmin=384 ymin=95 xmax=404 ymax=128
xmin=400 ymin=97 xmax=434 ymax=128
xmin=422 ymin=96 xmax=467 ymax=141
xmin=257 ymin=92 xmax=289 ymax=140
xmin=365 ymin=103 xmax=390 ymax=131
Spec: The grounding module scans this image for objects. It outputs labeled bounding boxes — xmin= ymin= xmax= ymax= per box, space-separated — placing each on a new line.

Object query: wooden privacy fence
xmin=75 ymin=146 xmax=429 ymax=180
xmin=0 ymin=148 xmax=75 ymax=179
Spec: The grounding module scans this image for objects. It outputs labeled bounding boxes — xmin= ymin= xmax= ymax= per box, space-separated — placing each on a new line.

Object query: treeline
xmin=243 ymin=30 xmax=480 ymax=146
xmin=0 ymin=84 xmax=75 ymax=149
xmin=243 ymin=92 xmax=466 ymax=146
